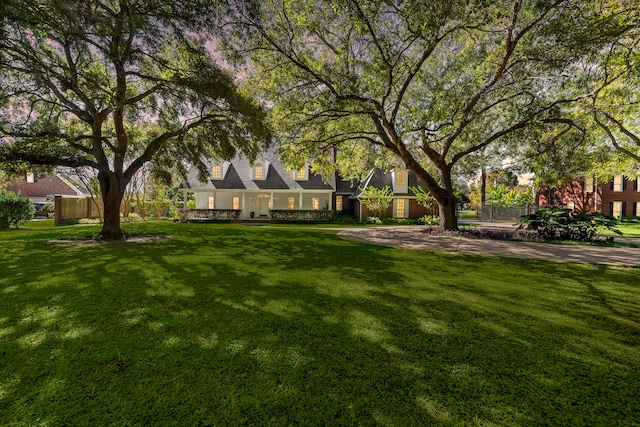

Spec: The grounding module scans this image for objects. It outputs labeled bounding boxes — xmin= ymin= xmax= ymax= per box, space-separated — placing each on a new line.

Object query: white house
xmin=179 ymin=150 xmax=337 ymax=220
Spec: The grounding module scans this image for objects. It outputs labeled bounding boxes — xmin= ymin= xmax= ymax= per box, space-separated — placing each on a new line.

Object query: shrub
xmin=0 ymin=189 xmax=34 ymax=229
xmin=365 ymin=216 xmax=383 ymax=224
xmin=358 ymin=186 xmax=393 ymax=217
xmin=332 ymin=212 xmax=356 ymax=223
xmin=517 ymin=208 xmax=621 ymax=242
xmin=418 ymin=215 xmax=440 ymax=225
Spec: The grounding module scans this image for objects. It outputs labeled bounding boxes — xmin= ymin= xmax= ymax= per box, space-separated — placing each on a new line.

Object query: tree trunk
xmin=437 ymin=189 xmax=458 ymax=231
xmin=436 ymin=167 xmax=458 ymax=231
xmin=95 ymin=172 xmax=128 ymax=241
xmin=480 ymin=165 xmax=486 ymax=206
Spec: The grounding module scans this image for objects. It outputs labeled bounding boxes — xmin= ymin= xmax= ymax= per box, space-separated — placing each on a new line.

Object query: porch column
xmin=299 ymin=192 xmax=303 ymax=210
xmin=242 ymin=193 xmax=246 ymax=218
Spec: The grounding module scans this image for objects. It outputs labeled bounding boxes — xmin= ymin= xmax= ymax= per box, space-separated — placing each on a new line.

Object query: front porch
xmin=181 ymin=189 xmax=335 ymax=220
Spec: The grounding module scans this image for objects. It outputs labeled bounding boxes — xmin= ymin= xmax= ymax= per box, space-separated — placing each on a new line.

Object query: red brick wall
xmin=600 ymin=177 xmax=640 ymax=217
xmin=538 ymin=180 xmax=597 ymax=211
xmin=539 ymin=177 xmax=640 ymax=217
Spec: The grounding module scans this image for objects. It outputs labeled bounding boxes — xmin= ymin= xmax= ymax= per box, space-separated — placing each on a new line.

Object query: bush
xmin=364 ymin=216 xmax=420 ymax=225
xmin=0 ymin=189 xmax=34 ymax=229
xmin=517 ymin=208 xmax=621 ymax=242
xmin=365 ymin=216 xmax=383 ymax=225
xmin=418 ymin=215 xmax=440 ymax=225
xmin=332 ymin=212 xmax=356 ymax=223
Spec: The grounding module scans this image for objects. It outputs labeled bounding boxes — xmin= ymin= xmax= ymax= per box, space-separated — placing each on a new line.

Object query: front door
xmin=256 ymin=195 xmax=270 ymax=217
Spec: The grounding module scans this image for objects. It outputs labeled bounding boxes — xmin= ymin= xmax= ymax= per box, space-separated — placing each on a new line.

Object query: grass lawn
xmin=0 ymin=221 xmax=638 ymax=426
xmin=615 ymin=223 xmax=640 ymax=238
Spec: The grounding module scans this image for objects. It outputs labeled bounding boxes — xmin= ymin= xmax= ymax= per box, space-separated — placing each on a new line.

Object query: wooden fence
xmin=54 ymin=195 xmax=102 ymax=224
xmin=479 ymin=204 xmax=535 ymax=221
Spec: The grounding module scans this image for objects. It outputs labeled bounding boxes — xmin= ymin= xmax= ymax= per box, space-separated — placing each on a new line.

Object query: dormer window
xmin=26 ymin=172 xmax=36 ymax=183
xmin=295 ymin=166 xmax=308 ymax=181
xmin=212 ymin=163 xmax=222 ymax=179
xmin=254 ymin=163 xmax=264 ymax=180
xmin=393 ymin=170 xmax=408 ymax=193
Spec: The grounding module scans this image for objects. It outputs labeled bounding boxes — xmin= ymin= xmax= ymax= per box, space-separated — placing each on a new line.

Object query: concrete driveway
xmin=337 ymin=226 xmax=640 ymax=267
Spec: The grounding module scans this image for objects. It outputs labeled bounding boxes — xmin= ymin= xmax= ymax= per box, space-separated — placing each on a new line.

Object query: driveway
xmin=337 ymin=226 xmax=640 ymax=267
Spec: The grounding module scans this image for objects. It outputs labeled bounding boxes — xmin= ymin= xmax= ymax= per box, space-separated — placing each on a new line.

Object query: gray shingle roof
xmin=181 ymin=149 xmax=334 ymax=191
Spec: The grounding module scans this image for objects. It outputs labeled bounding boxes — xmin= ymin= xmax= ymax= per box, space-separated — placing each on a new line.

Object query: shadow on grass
xmin=0 ymin=222 xmax=638 ymax=425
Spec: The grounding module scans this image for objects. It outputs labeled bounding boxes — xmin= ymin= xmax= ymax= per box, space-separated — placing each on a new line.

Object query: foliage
xmin=219 ymin=0 xmax=631 ymax=230
xmin=517 ymin=208 xmax=621 ymax=242
xmin=0 ymin=0 xmax=270 ymax=240
xmin=487 ymin=185 xmax=533 ymax=207
xmin=357 ymin=186 xmax=394 ymax=218
xmin=365 ymin=216 xmax=420 ymax=225
xmin=0 ymin=189 xmax=34 ymax=229
xmin=139 ymin=187 xmax=174 ymax=219
xmin=186 ymin=200 xmax=197 ymax=210
xmin=331 ymin=212 xmax=356 ymax=224
xmin=364 ymin=216 xmax=383 ymax=225
xmin=459 ymin=227 xmax=537 ymax=242
xmin=418 ymin=215 xmax=441 ymax=226
xmin=410 ymin=186 xmax=436 ymax=210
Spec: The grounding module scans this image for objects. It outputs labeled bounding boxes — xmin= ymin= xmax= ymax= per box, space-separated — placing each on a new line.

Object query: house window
xmin=232 ymin=197 xmax=239 ymax=210
xmin=212 ymin=163 xmax=222 ymax=179
xmin=637 ymin=178 xmax=640 ymax=192
xmin=26 ymin=172 xmax=35 ymax=183
xmin=584 ymin=177 xmax=594 ymax=193
xmin=312 ymin=197 xmax=319 ymax=210
xmin=296 ymin=167 xmax=307 ymax=180
xmin=612 ymin=201 xmax=623 ymax=219
xmin=288 ymin=197 xmax=295 ymax=210
xmin=335 ymin=196 xmax=343 ymax=211
xmin=613 ymin=175 xmax=623 ymax=192
xmin=208 ymin=196 xmax=214 ymax=209
xmin=395 ymin=199 xmax=407 ymax=218
xmin=396 ymin=171 xmax=406 ymax=185
xmin=254 ymin=163 xmax=264 ymax=179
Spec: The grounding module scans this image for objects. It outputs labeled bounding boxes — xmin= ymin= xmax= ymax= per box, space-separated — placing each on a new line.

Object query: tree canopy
xmin=219 ymin=0 xmax=631 ymax=229
xmin=0 ymin=0 xmax=270 ymax=239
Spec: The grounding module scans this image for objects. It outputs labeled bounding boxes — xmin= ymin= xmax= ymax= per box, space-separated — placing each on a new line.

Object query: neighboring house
xmin=538 ymin=175 xmax=640 ymax=218
xmin=179 ymin=149 xmax=433 ymax=221
xmin=4 ymin=171 xmax=85 ymax=203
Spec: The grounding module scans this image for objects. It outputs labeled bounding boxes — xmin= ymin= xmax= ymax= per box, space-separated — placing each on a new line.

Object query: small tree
xmin=410 ymin=186 xmax=437 ymax=210
xmin=0 ymin=189 xmax=34 ymax=229
xmin=358 ymin=186 xmax=394 ymax=218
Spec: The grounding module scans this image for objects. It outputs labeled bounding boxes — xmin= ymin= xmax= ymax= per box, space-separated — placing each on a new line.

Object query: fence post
xmin=54 ymin=195 xmax=62 ymax=225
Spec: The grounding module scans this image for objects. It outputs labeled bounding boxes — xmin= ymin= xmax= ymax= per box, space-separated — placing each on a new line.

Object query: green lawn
xmin=0 ymin=221 xmax=638 ymax=426
xmin=616 ymin=223 xmax=640 ymax=238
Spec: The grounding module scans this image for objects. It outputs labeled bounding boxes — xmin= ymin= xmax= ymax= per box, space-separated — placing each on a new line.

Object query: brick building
xmin=539 ymin=175 xmax=640 ymax=218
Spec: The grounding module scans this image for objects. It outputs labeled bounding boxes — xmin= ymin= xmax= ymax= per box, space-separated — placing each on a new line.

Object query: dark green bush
xmin=0 ymin=189 xmax=35 ymax=229
xmin=517 ymin=208 xmax=620 ymax=242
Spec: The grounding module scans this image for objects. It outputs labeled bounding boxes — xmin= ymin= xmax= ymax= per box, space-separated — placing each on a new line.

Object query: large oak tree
xmin=0 ymin=0 xmax=270 ymax=240
xmin=221 ymin=0 xmax=627 ymax=229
